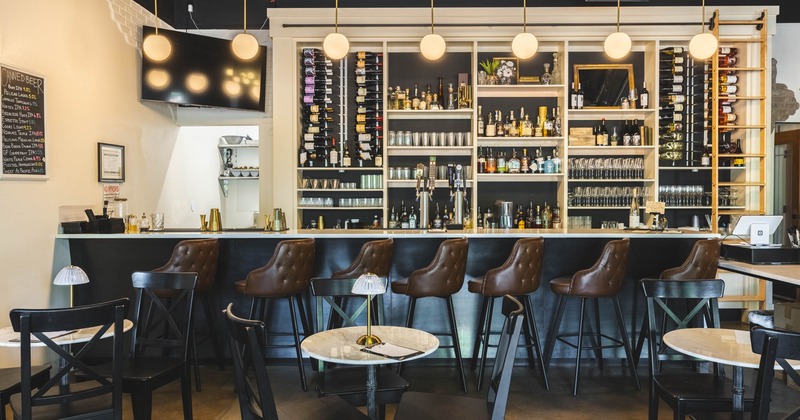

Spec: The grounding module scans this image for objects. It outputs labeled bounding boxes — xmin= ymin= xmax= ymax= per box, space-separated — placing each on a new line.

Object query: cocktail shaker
xmin=208 ymin=208 xmax=222 ymax=232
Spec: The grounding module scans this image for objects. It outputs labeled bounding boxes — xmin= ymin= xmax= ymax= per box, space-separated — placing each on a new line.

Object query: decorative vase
xmin=478 ymin=70 xmax=487 ymax=85
xmin=486 ymin=75 xmax=500 ymax=85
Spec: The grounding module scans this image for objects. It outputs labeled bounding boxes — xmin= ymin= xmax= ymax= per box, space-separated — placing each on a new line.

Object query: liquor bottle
xmin=631 ymin=119 xmax=642 ymax=146
xmin=342 ymin=141 xmax=352 ymax=167
xmin=553 ymin=107 xmax=563 ymax=137
xmin=542 ymin=203 xmax=552 ymax=229
xmin=576 ymin=83 xmax=585 ymax=109
xmin=544 ymin=111 xmax=554 ymax=137
xmin=629 ymin=190 xmax=640 ymax=228
xmin=477 ymin=147 xmax=487 ymax=173
xmin=552 ymin=202 xmax=562 ymax=229
xmin=411 ymin=83 xmax=420 ymax=110
xmin=476 ymin=206 xmax=484 ymax=228
xmin=486 ymin=149 xmax=497 ymax=173
xmin=533 ymin=206 xmax=543 ymax=228
xmin=599 ymin=118 xmax=609 ymax=146
xmin=485 ymin=111 xmax=496 ymax=137
xmin=438 ymin=77 xmax=444 ymax=104
xmin=521 ymin=148 xmax=530 ymax=173
xmin=508 ymin=149 xmax=521 ymax=173
xmin=374 ymin=137 xmax=383 ymax=167
xmin=639 ymin=82 xmax=649 ymax=109
xmin=701 ymin=145 xmax=711 ymax=167
xmin=477 ymin=105 xmax=485 ymax=135
xmin=409 ymin=207 xmax=418 ymax=229
xmin=516 ymin=205 xmax=526 ymax=229
xmin=496 ymin=151 xmax=508 ymax=173
xmin=401 ymin=202 xmax=410 ymax=229
xmin=733 ymin=139 xmax=745 ymax=167
xmin=551 ymin=147 xmax=562 ymax=173
xmin=507 ymin=111 xmax=519 ymax=137
xmin=496 ymin=111 xmax=505 ymax=137
xmin=570 ymin=82 xmax=578 ymax=109
xmin=521 ymin=114 xmax=533 ymax=137
xmin=329 ymin=138 xmax=339 ymax=168
xmin=433 ymin=204 xmax=443 ymax=229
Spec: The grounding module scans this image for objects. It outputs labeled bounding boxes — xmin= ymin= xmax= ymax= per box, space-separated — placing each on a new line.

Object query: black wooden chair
xmin=309 ymin=277 xmax=409 ymax=419
xmin=750 ymin=326 xmax=800 ymax=420
xmin=9 ymin=298 xmax=127 ymax=420
xmin=223 ymin=303 xmax=368 ymax=420
xmin=642 ymin=278 xmax=753 ymax=420
xmin=393 ymin=295 xmax=524 ymax=420
xmin=0 ymin=366 xmax=50 ymax=420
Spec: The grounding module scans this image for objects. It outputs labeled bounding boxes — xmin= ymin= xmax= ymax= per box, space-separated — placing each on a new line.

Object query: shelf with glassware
xmin=218 ymin=143 xmax=260 ymax=197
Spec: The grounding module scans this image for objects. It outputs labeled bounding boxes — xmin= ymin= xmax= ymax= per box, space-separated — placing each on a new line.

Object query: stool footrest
xmin=556 ymin=332 xmax=625 ymax=351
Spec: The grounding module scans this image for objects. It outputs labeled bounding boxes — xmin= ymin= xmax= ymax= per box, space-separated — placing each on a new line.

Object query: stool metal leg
xmin=446 ymin=296 xmax=468 ymax=393
xmin=573 ymin=297 xmax=587 ymax=396
xmin=544 ymin=295 xmax=567 ymax=369
xmin=470 ymin=296 xmax=490 ymax=370
xmin=202 ymin=294 xmax=225 ymax=371
xmin=397 ymin=297 xmax=417 ymax=377
xmin=288 ymin=295 xmax=308 ymax=391
xmin=523 ymin=296 xmax=549 ymax=390
xmin=593 ymin=298 xmax=604 ymax=370
xmin=476 ymin=297 xmax=495 ymax=391
xmin=612 ymin=297 xmax=640 ymax=390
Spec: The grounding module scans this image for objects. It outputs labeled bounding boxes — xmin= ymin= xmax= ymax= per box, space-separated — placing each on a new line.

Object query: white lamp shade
xmin=420 ymin=33 xmax=446 ymax=61
xmin=512 ymin=32 xmax=539 ymax=60
xmin=604 ymin=31 xmax=632 ymax=59
xmin=143 ymin=33 xmax=172 ymax=62
xmin=351 ymin=273 xmax=387 ymax=295
xmin=53 ymin=265 xmax=90 ymax=286
xmin=232 ymin=33 xmax=260 ymax=60
xmin=323 ymin=32 xmax=350 ymax=60
xmin=689 ymin=32 xmax=719 ymax=60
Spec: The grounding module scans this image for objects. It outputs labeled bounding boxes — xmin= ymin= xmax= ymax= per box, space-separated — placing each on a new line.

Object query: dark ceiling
xmin=135 ymin=0 xmax=797 ymax=30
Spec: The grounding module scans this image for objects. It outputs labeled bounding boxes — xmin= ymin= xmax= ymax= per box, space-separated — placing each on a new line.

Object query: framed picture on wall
xmin=97 ymin=143 xmax=125 ymax=183
xmin=493 ymin=57 xmax=519 ymax=85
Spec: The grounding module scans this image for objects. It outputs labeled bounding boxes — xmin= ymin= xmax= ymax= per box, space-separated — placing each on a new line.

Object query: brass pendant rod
xmin=154 ymin=0 xmax=160 ymax=33
xmin=243 ymin=0 xmax=247 ymax=33
xmin=616 ymin=0 xmax=621 ymax=32
xmin=335 ymin=0 xmax=339 ymax=33
xmin=430 ymin=0 xmax=435 ymax=34
xmin=700 ymin=0 xmax=706 ymax=32
xmin=523 ymin=0 xmax=527 ymax=32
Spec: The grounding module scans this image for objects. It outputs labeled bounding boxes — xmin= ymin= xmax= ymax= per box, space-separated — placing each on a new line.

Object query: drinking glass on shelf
xmin=635 ymin=158 xmax=644 ymax=179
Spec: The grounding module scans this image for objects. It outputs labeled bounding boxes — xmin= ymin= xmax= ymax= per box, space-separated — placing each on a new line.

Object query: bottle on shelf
xmin=576 ymin=83 xmax=584 ymax=109
xmin=342 ymin=141 xmax=352 ymax=167
xmin=521 ymin=148 xmax=530 ymax=173
xmin=629 ymin=188 xmax=640 ymax=228
xmin=496 ymin=151 xmax=508 ymax=173
xmin=477 ymin=105 xmax=484 ymax=135
xmin=639 ymin=82 xmax=650 ymax=109
xmin=477 ymin=147 xmax=486 ymax=173
xmin=570 ymin=82 xmax=578 ymax=109
xmin=701 ymin=145 xmax=711 ymax=166
xmin=329 ymin=138 xmax=339 ymax=168
xmin=409 ymin=207 xmax=418 ymax=229
xmin=508 ymin=149 xmax=521 ymax=173
xmin=733 ymin=139 xmax=745 ymax=167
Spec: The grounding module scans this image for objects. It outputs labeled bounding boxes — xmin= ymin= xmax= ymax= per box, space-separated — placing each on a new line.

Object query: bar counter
xmin=57 ymin=229 xmax=718 ymax=361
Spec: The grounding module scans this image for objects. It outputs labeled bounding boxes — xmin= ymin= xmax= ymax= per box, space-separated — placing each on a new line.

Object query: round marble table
xmin=301 ymin=325 xmax=439 ymax=419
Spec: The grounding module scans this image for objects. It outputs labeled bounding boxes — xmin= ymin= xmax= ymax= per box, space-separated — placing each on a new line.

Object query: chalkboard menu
xmin=1 ymin=64 xmax=46 ymax=179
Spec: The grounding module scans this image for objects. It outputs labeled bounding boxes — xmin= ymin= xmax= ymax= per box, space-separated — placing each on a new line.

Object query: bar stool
xmin=632 ymin=238 xmax=722 ymax=366
xmin=542 ymin=238 xmax=640 ymax=395
xmin=391 ymin=237 xmax=469 ymax=393
xmin=152 ymin=238 xmax=221 ymax=391
xmin=468 ymin=237 xmax=549 ymax=391
xmin=234 ymin=238 xmax=316 ymax=391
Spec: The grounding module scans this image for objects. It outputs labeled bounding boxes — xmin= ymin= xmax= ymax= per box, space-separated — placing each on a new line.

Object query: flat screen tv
xmin=140 ymin=26 xmax=266 ymax=112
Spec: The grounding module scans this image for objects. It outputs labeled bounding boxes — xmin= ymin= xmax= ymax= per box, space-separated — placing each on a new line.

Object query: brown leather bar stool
xmin=152 ymin=238 xmax=221 ymax=391
xmin=468 ymin=237 xmax=549 ymax=391
xmin=542 ymin=238 xmax=640 ymax=395
xmin=328 ymin=238 xmax=394 ymax=329
xmin=632 ymin=238 xmax=722 ymax=366
xmin=235 ymin=238 xmax=316 ymax=391
xmin=391 ymin=237 xmax=469 ymax=393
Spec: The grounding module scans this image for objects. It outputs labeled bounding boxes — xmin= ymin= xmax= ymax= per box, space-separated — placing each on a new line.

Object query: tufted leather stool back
xmin=660 ymin=238 xmax=721 ymax=280
xmin=401 ymin=238 xmax=468 ymax=298
xmin=241 ymin=238 xmax=316 ymax=297
xmin=331 ymin=238 xmax=394 ymax=279
xmin=153 ymin=239 xmax=219 ymax=294
xmin=560 ymin=238 xmax=630 ymax=297
xmin=476 ymin=237 xmax=544 ymax=296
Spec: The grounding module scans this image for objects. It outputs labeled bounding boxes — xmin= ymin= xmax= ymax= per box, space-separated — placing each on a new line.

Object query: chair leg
xmin=593 ymin=298 xmax=604 ymax=370
xmin=397 ymin=297 xmax=417 ymax=377
xmin=648 ymin=383 xmax=659 ymax=420
xmin=446 ymin=296 xmax=468 ymax=393
xmin=190 ymin=323 xmax=202 ymax=391
xmin=544 ymin=295 xmax=567 ymax=370
xmin=130 ymin=387 xmax=153 ymax=420
xmin=524 ymin=295 xmax=549 ymax=391
xmin=296 ymin=292 xmax=312 ymax=339
xmin=181 ymin=366 xmax=194 ymax=420
xmin=476 ymin=297 xmax=495 ymax=391
xmin=202 ymin=294 xmax=225 ymax=371
xmin=519 ymin=299 xmax=536 ymax=368
xmin=573 ymin=297 xmax=587 ymax=396
xmin=613 ymin=297 xmax=640 ymax=390
xmin=288 ymin=296 xmax=308 ymax=391
xmin=471 ymin=296 xmax=490 ymax=370
xmin=633 ymin=308 xmax=649 ymax=368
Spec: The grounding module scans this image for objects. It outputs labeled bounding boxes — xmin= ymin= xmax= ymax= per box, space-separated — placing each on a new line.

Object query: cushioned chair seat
xmin=548 ymin=277 xmax=571 ymax=295
xmin=234 ymin=279 xmax=246 ymax=295
xmin=390 ymin=277 xmax=409 ymax=295
xmin=394 ymin=392 xmax=487 ymax=420
xmin=467 ymin=278 xmax=485 ymax=294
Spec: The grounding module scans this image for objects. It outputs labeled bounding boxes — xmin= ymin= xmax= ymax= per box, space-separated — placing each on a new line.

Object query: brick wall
xmin=772 ymin=57 xmax=800 ymax=127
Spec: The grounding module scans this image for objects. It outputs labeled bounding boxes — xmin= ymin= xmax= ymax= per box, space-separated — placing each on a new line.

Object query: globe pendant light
xmin=420 ymin=0 xmax=446 ymax=61
xmin=603 ymin=0 xmax=631 ymax=59
xmin=142 ymin=0 xmax=172 ymax=62
xmin=323 ymin=0 xmax=350 ymax=60
xmin=512 ymin=0 xmax=538 ymax=59
xmin=232 ymin=0 xmax=260 ymax=60
xmin=689 ymin=0 xmax=718 ymax=60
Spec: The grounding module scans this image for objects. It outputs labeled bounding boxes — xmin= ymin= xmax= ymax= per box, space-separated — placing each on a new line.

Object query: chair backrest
xmin=130 ymin=271 xmax=197 ymax=359
xmin=331 ymin=238 xmax=394 ymax=279
xmin=569 ymin=238 xmax=630 ymax=296
xmin=310 ymin=276 xmax=386 ymax=328
xmin=153 ymin=238 xmax=219 ymax=293
xmin=406 ymin=237 xmax=469 ymax=297
xmin=481 ymin=237 xmax=544 ymax=296
xmin=486 ymin=295 xmax=524 ymax=420
xmin=749 ymin=326 xmax=800 ymax=420
xmin=10 ymin=298 xmax=128 ymax=420
xmin=641 ymin=279 xmax=724 ymax=375
xmin=242 ymin=238 xmax=316 ymax=297
xmin=224 ymin=303 xmax=279 ymax=420
xmin=660 ymin=238 xmax=721 ymax=280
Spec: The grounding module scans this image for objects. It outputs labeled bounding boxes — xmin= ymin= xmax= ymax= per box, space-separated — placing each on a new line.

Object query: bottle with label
xmin=485 ymin=111 xmax=496 ymax=137
xmin=342 ymin=141 xmax=352 ymax=167
xmin=631 ymin=119 xmax=642 ymax=146
xmin=733 ymin=139 xmax=745 ymax=167
xmin=139 ymin=213 xmax=151 ymax=232
xmin=639 ymin=82 xmax=649 ymax=109
xmin=433 ymin=203 xmax=443 ymax=229
xmin=629 ymin=189 xmax=640 ymax=228
xmin=486 ymin=149 xmax=497 ymax=173
xmin=409 ymin=207 xmax=418 ymax=229
xmin=551 ymin=147 xmax=561 ymax=173
xmin=476 ymin=206 xmax=484 ymax=228
xmin=477 ymin=147 xmax=487 ymax=173
xmin=599 ymin=118 xmax=609 ymax=146
xmin=329 ymin=138 xmax=339 ymax=167
xmin=508 ymin=149 xmax=521 ymax=173
xmin=401 ymin=201 xmax=409 ymax=229
xmin=517 ymin=204 xmax=526 ymax=229
xmin=521 ymin=114 xmax=533 ymax=137
xmin=570 ymin=82 xmax=578 ymax=109
xmin=576 ymin=83 xmax=585 ymax=109
xmin=496 ymin=151 xmax=508 ymax=173
xmin=298 ymin=145 xmax=308 ymax=167
xmin=477 ymin=105 xmax=484 ymax=135
xmin=521 ymin=148 xmax=530 ymax=173
xmin=701 ymin=146 xmax=711 ymax=166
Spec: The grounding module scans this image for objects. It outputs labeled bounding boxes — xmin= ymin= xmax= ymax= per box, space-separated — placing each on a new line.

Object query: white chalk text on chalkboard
xmin=1 ymin=64 xmax=47 ymax=179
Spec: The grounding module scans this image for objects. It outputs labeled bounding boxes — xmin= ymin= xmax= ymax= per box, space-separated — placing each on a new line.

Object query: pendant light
xmin=603 ymin=0 xmax=631 ymax=59
xmin=419 ymin=0 xmax=446 ymax=61
xmin=512 ymin=0 xmax=538 ymax=59
xmin=142 ymin=0 xmax=172 ymax=62
xmin=232 ymin=0 xmax=260 ymax=60
xmin=323 ymin=0 xmax=349 ymax=60
xmin=689 ymin=0 xmax=718 ymax=60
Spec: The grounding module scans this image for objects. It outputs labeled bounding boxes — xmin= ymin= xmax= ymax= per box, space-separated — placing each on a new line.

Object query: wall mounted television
xmin=140 ymin=26 xmax=266 ymax=112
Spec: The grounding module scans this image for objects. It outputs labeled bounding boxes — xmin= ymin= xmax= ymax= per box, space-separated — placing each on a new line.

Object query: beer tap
xmin=450 ymin=164 xmax=467 ymax=226
xmin=415 ymin=157 xmax=437 ymax=229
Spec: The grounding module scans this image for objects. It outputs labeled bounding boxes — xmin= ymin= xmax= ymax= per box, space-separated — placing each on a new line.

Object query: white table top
xmin=0 ymin=320 xmax=133 ymax=347
xmin=663 ymin=328 xmax=800 ymax=370
xmin=718 ymin=259 xmax=800 ymax=286
xmin=301 ymin=326 xmax=439 ymax=365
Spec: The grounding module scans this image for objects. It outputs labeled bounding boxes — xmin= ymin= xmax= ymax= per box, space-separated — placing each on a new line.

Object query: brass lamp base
xmin=356 ymin=334 xmax=382 ymax=347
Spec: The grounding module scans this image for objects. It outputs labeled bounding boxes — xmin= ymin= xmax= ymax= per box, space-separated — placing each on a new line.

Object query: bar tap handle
xmin=455 ymin=164 xmax=465 ymax=193
xmin=428 ymin=156 xmax=437 ymax=195
xmin=415 ymin=163 xmax=425 ymax=200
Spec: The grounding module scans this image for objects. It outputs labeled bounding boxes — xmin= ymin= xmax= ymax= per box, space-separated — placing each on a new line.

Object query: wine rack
xmin=299 ymin=48 xmax=337 ymax=169
xmin=352 ymin=51 xmax=384 ymax=168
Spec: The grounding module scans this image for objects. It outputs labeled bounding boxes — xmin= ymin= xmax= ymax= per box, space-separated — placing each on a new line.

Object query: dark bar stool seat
xmin=543 ymin=238 xmax=640 ymax=395
xmin=234 ymin=238 xmax=316 ymax=391
xmin=152 ymin=238 xmax=221 ymax=391
xmin=391 ymin=237 xmax=469 ymax=393
xmin=467 ymin=237 xmax=549 ymax=391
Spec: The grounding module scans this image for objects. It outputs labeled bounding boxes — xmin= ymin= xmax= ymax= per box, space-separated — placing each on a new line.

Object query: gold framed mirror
xmin=573 ymin=64 xmax=634 ymax=109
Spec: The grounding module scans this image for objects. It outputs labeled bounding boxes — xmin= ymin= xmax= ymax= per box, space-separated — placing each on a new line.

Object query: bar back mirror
xmin=574 ymin=64 xmax=635 ymax=108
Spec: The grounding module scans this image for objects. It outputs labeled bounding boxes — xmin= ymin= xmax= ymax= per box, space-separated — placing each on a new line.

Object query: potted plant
xmin=479 ymin=59 xmax=500 ymax=85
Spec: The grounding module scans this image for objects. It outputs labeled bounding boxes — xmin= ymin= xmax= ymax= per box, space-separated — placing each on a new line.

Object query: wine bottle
xmin=631 ymin=119 xmax=642 ymax=146
xmin=570 ymin=82 xmax=578 ymax=109
xmin=477 ymin=146 xmax=486 ymax=173
xmin=576 ymin=83 xmax=584 ymax=109
xmin=629 ymin=191 xmax=640 ymax=228
xmin=477 ymin=105 xmax=485 ymax=135
xmin=342 ymin=141 xmax=352 ymax=167
xmin=599 ymin=118 xmax=609 ymax=146
xmin=639 ymin=82 xmax=649 ymax=109
xmin=298 ymin=144 xmax=308 ymax=167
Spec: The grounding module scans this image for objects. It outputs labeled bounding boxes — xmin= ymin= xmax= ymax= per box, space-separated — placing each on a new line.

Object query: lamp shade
xmin=604 ymin=31 xmax=632 ymax=59
xmin=323 ymin=32 xmax=350 ymax=60
xmin=512 ymin=32 xmax=539 ymax=60
xmin=142 ymin=33 xmax=172 ymax=62
xmin=232 ymin=33 xmax=260 ymax=60
xmin=53 ymin=265 xmax=90 ymax=286
xmin=420 ymin=33 xmax=446 ymax=61
xmin=351 ymin=273 xmax=387 ymax=295
xmin=689 ymin=32 xmax=718 ymax=60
